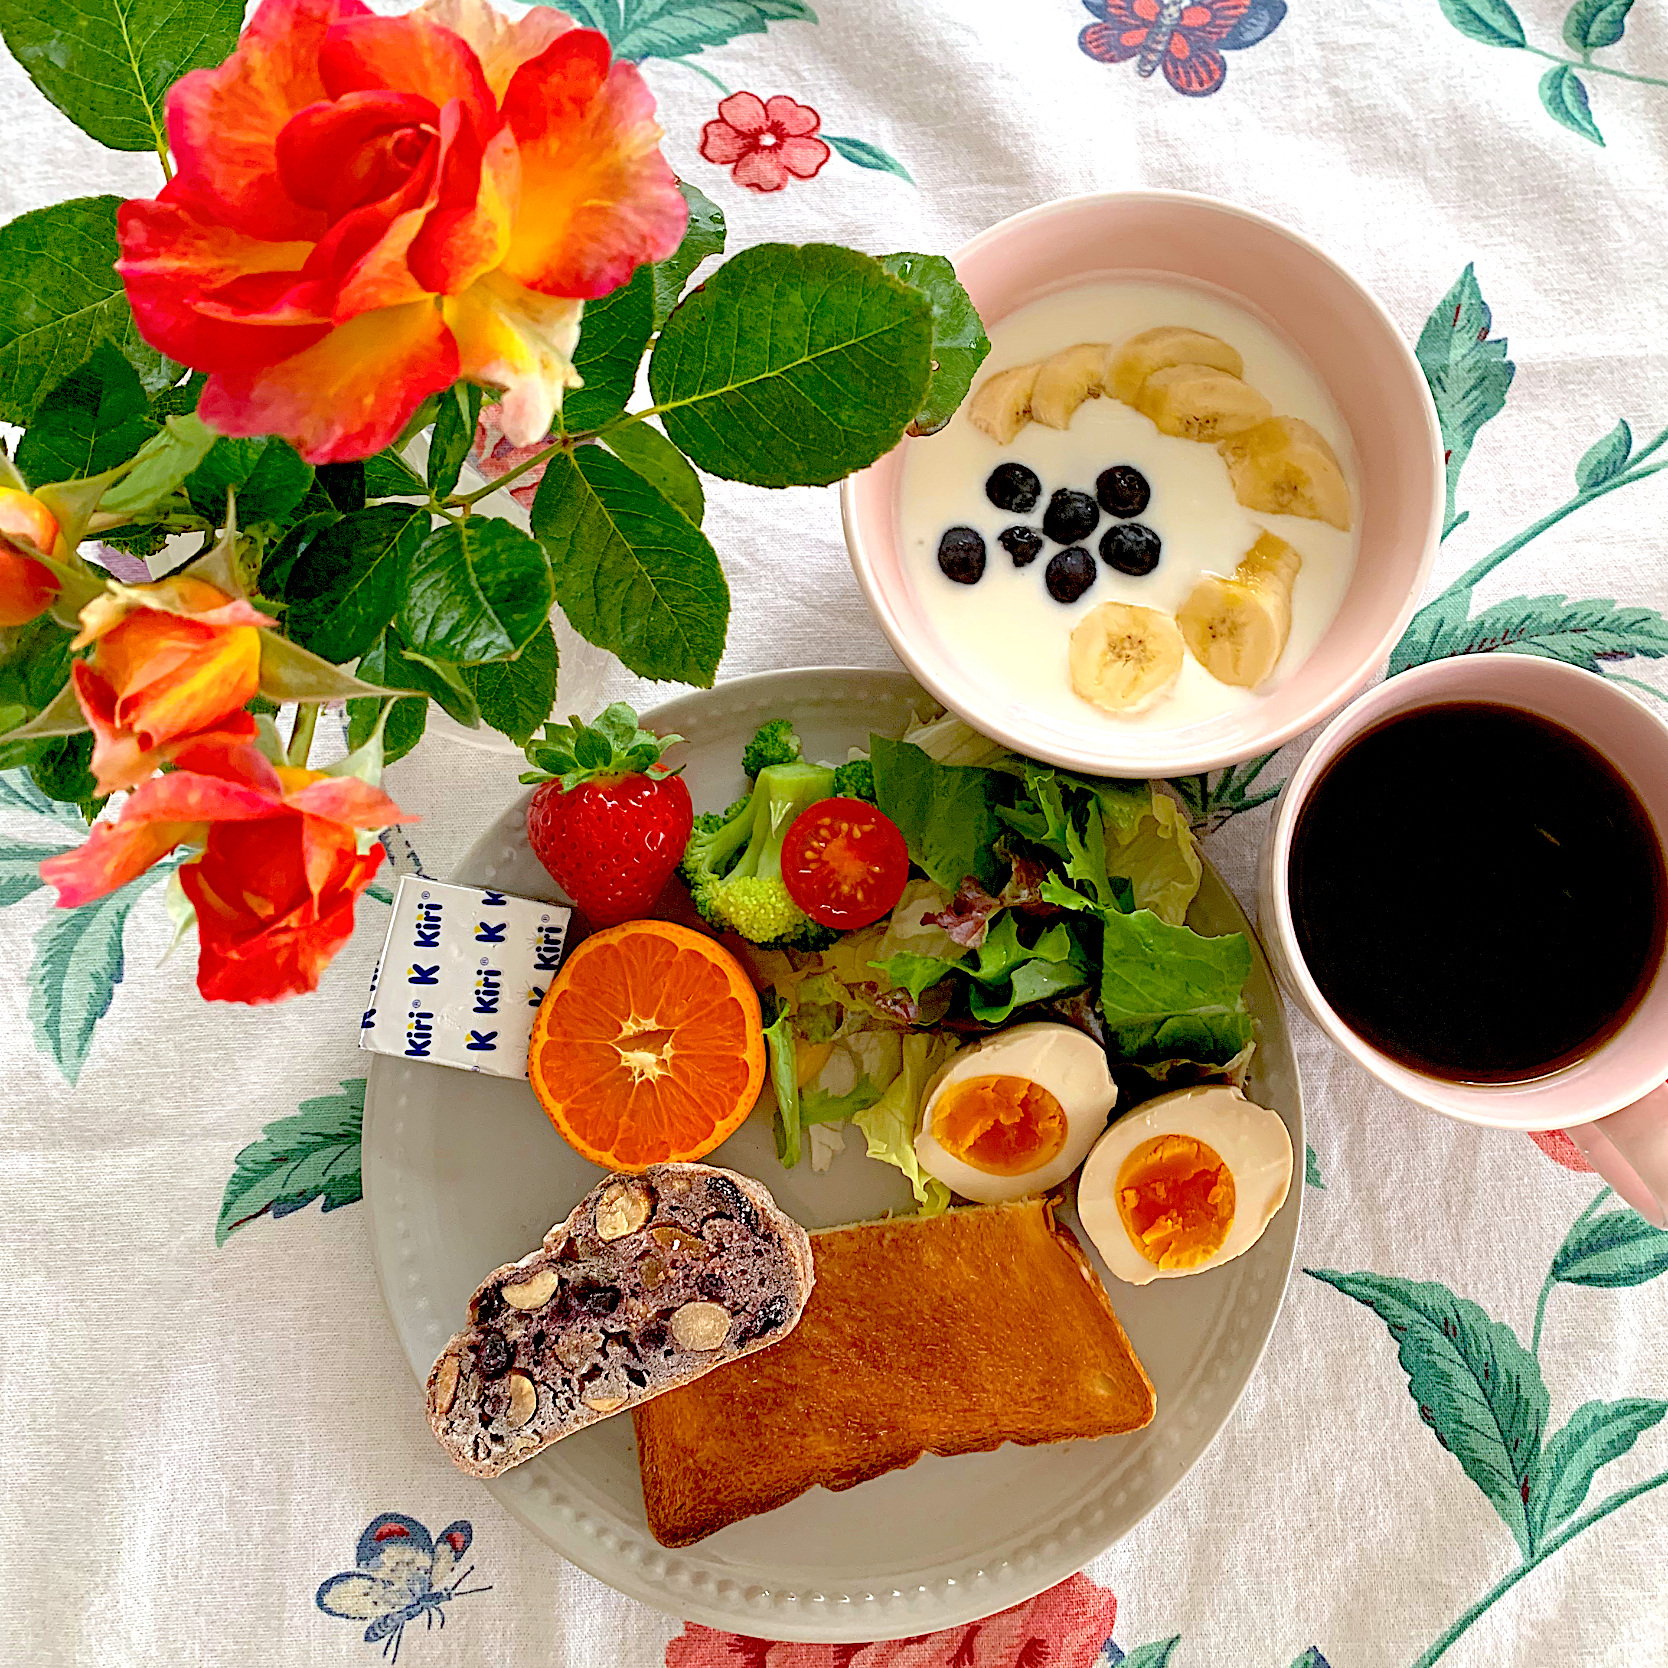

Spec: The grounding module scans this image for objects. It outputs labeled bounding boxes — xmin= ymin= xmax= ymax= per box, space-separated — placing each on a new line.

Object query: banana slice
xmin=1029 ymin=342 xmax=1111 ymax=429
xmin=1133 ymin=364 xmax=1273 ymax=442
xmin=1109 ymin=327 xmax=1244 ymax=406
xmin=967 ymin=362 xmax=1041 ymax=443
xmin=1069 ymin=602 xmax=1186 ymax=714
xmin=1177 ymin=532 xmax=1303 ymax=689
xmin=1218 ymin=417 xmax=1352 ymax=530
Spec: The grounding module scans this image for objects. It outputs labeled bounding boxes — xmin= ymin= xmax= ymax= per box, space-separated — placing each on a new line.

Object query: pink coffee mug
xmin=1258 ymin=655 xmax=1668 ymax=1226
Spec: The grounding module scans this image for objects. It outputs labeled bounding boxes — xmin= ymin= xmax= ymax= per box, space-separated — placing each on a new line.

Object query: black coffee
xmin=1288 ymin=701 xmax=1666 ymax=1083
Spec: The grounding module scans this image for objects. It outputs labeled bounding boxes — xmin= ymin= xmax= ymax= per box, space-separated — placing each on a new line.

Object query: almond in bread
xmin=632 ymin=1195 xmax=1155 ymax=1545
xmin=426 ymin=1164 xmax=814 ymax=1478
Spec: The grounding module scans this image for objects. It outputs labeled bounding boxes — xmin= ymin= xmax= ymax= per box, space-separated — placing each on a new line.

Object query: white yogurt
xmin=898 ymin=278 xmax=1360 ymax=732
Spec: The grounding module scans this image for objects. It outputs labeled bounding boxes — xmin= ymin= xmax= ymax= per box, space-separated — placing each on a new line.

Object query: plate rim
xmin=362 ymin=664 xmax=1304 ymax=1640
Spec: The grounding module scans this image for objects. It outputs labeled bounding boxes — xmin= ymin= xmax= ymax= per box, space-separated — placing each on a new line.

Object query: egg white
xmin=914 ymin=1022 xmax=1117 ymax=1205
xmin=1078 ymin=1085 xmax=1293 ymax=1285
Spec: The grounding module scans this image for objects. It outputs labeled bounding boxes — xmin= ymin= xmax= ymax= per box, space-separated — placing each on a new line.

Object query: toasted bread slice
xmin=633 ymin=1196 xmax=1155 ymax=1546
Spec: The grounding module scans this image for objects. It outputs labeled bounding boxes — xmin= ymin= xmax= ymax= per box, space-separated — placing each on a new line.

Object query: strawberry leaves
xmin=521 ymin=702 xmax=683 ymax=789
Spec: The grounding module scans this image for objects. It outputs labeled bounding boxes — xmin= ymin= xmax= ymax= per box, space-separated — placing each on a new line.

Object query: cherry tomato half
xmin=781 ymin=798 xmax=910 ymax=930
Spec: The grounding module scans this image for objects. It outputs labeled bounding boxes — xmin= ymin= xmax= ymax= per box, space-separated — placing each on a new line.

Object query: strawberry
xmin=521 ymin=705 xmax=693 ymax=928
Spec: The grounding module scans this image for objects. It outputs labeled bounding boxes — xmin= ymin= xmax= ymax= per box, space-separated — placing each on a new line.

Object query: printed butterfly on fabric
xmin=1079 ymin=0 xmax=1288 ymax=96
xmin=316 ymin=1513 xmax=491 ymax=1662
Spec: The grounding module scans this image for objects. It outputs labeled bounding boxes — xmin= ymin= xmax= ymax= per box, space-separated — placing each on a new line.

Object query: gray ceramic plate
xmin=362 ymin=666 xmax=1303 ymax=1642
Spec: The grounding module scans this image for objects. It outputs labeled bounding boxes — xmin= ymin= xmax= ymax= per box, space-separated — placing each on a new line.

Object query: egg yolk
xmin=931 ymin=1075 xmax=1068 ymax=1176
xmin=1115 ymin=1134 xmax=1235 ymax=1269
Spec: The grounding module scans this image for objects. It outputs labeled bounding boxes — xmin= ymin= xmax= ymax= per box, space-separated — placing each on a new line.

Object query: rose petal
xmin=416 ymin=0 xmax=572 ymax=101
xmin=198 ymin=296 xmax=457 ymax=464
xmin=167 ymin=731 xmax=282 ymax=794
xmin=731 ymin=147 xmax=791 ymax=192
xmin=763 ymin=94 xmax=820 ymax=137
xmin=74 ymin=662 xmax=165 ymax=795
xmin=407 ymin=113 xmax=517 ymax=295
xmin=274 ymin=89 xmax=439 ymax=215
xmin=0 ymin=549 xmax=58 ymax=627
xmin=41 ymin=818 xmax=203 ymax=909
xmin=320 ymin=10 xmax=496 ymax=144
xmin=776 ymin=135 xmax=830 ymax=180
xmin=715 ymin=91 xmax=768 ymax=135
xmin=447 ymin=271 xmax=582 ymax=445
xmin=698 ymin=119 xmax=752 ymax=165
xmin=500 ymin=39 xmax=687 ymax=298
xmin=284 ymin=775 xmax=415 ymax=828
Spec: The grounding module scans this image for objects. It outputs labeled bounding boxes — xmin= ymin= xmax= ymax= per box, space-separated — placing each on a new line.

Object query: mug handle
xmin=1565 ymin=1083 xmax=1668 ymax=1228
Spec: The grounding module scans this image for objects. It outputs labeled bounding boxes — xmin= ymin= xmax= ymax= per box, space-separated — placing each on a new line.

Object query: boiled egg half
xmin=914 ymin=1021 xmax=1117 ymax=1205
xmin=1078 ymin=1085 xmax=1292 ymax=1285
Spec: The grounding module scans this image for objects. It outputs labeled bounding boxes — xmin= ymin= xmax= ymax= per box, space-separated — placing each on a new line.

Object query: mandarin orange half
xmin=527 ymin=920 xmax=766 ymax=1171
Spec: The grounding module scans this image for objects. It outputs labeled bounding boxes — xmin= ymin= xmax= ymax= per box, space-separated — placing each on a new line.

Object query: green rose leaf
xmin=463 ymin=622 xmax=558 ymax=746
xmin=1539 ymin=64 xmax=1604 ymax=144
xmin=358 ymin=627 xmax=479 ymax=727
xmin=1439 ymin=0 xmax=1526 ymax=46
xmin=1551 ymin=1203 xmax=1668 ymax=1287
xmin=346 ymin=691 xmax=429 ymax=767
xmin=215 ymin=1078 xmax=365 ymax=1245
xmin=186 ymin=435 xmax=314 ymax=528
xmin=649 ymin=243 xmax=933 ymax=487
xmin=259 ymin=510 xmax=339 ymax=600
xmin=601 ymin=418 xmax=704 ymax=524
xmin=96 ymin=414 xmax=218 ymax=521
xmin=364 ymin=447 xmax=426 ymax=499
xmin=29 ymin=732 xmax=102 ymax=817
xmin=564 ymin=265 xmax=653 ymax=433
xmin=531 ymin=445 xmax=728 ymax=685
xmin=826 ymin=134 xmax=913 ymax=182
xmin=1415 ymin=264 xmax=1515 ymax=539
xmin=0 ymin=0 xmax=244 ymax=152
xmin=398 ymin=515 xmax=554 ymax=665
xmin=0 ymin=196 xmax=174 ymax=425
xmin=14 ymin=343 xmax=156 ymax=484
xmin=285 ymin=504 xmax=425 ymax=663
xmin=877 ymin=253 xmax=989 ymax=435
xmin=653 ymin=180 xmax=725 ymax=329
xmin=1307 ymin=1270 xmax=1547 ymax=1557
xmin=1576 ymin=418 xmax=1632 ymax=488
xmin=1564 ymin=0 xmax=1631 ymax=50
xmin=427 ymin=381 xmax=484 ymax=498
xmin=1525 ymin=1398 xmax=1667 ymax=1549
xmin=0 ymin=614 xmax=77 ymax=721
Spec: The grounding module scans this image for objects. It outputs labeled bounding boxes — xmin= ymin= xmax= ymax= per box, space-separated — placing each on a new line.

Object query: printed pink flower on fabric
xmin=664 ymin=1573 xmax=1116 ymax=1668
xmin=470 ymin=399 xmax=551 ymax=509
xmin=699 ymin=93 xmax=830 ymax=193
xmin=1529 ymin=1129 xmax=1597 ymax=1173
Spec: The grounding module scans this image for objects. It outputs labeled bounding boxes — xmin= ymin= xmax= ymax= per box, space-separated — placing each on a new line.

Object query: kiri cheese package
xmin=359 ymin=876 xmax=571 ymax=1076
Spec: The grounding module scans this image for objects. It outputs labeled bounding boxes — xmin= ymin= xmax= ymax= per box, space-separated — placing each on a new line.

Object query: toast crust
xmin=633 ymin=1196 xmax=1155 ymax=1546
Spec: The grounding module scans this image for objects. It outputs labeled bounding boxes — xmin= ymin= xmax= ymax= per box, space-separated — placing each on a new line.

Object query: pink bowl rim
xmin=839 ymin=188 xmax=1446 ymax=775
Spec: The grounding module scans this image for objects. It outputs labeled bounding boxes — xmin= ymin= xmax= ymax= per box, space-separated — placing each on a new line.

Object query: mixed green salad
xmin=675 ymin=709 xmax=1256 ymax=1214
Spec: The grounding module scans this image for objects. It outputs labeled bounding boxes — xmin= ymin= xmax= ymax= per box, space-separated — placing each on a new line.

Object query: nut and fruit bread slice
xmin=632 ymin=1196 xmax=1156 ymax=1547
xmin=426 ymin=1164 xmax=814 ymax=1479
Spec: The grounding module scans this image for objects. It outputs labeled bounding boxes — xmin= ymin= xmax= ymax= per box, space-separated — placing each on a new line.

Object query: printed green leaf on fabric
xmin=1439 ymin=0 xmax=1526 ymax=47
xmin=878 ymin=253 xmax=989 ymax=435
xmin=649 ymin=243 xmax=933 ymax=487
xmin=653 ymin=180 xmax=725 ymax=329
xmin=0 ymin=197 xmax=174 ymax=425
xmin=1306 ymin=1143 xmax=1326 ymax=1189
xmin=532 ymin=445 xmax=727 ymax=685
xmin=827 ymin=134 xmax=914 ymax=182
xmin=559 ymin=0 xmax=816 ymax=58
xmin=463 ymin=622 xmax=558 ymax=746
xmin=1564 ymin=0 xmax=1631 ymax=50
xmin=426 ymin=381 xmax=484 ymax=498
xmin=1525 ymin=1398 xmax=1668 ymax=1549
xmin=1416 ymin=265 xmax=1515 ymax=538
xmin=564 ymin=265 xmax=653 ymax=433
xmin=1539 ymin=64 xmax=1603 ymax=144
xmin=0 ymin=766 xmax=86 ymax=824
xmin=0 ymin=841 xmax=71 ymax=906
xmin=1551 ymin=1204 xmax=1668 ymax=1287
xmin=399 ymin=515 xmax=554 ymax=665
xmin=13 ymin=344 xmax=156 ymax=484
xmin=215 ymin=1078 xmax=365 ymax=1246
xmin=0 ymin=0 xmax=244 ymax=152
xmin=285 ymin=505 xmax=423 ymax=664
xmin=30 ymin=866 xmax=166 ymax=1084
xmin=869 ymin=734 xmax=1005 ymax=891
xmin=1307 ymin=1270 xmax=1548 ymax=1556
xmin=602 ymin=419 xmax=704 ymax=524
xmin=186 ymin=435 xmax=314 ymax=527
xmin=1117 ymin=1640 xmax=1183 ymax=1668
xmin=1390 ymin=593 xmax=1668 ymax=677
xmin=1576 ymin=419 xmax=1632 ymax=489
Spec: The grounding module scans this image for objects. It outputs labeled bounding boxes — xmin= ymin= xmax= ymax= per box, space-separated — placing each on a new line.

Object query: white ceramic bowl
xmin=841 ymin=190 xmax=1444 ymax=776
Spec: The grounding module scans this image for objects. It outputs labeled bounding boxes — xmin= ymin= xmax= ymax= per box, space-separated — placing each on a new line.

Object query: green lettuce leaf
xmin=1098 ymin=908 xmax=1252 ymax=1064
xmin=870 ymin=734 xmax=1006 ymax=890
xmin=761 ymin=1009 xmax=803 ymax=1169
xmin=868 ymin=913 xmax=1091 ymax=1027
xmin=852 ymin=1031 xmax=958 ymax=1214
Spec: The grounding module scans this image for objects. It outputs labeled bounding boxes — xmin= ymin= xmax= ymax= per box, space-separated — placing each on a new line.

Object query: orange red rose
xmin=0 ymin=489 xmax=63 ymax=627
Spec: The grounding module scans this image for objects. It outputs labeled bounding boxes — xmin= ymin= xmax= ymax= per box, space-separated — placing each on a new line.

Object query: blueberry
xmin=1096 ymin=465 xmax=1151 ymax=519
xmin=937 ymin=526 xmax=986 ymax=585
xmin=1042 ymin=489 xmax=1099 ymax=545
xmin=985 ymin=463 xmax=1041 ymax=514
xmin=1045 ymin=548 xmax=1096 ymax=604
xmin=475 ymin=1330 xmax=513 ymax=1379
xmin=1099 ymin=522 xmax=1162 ymax=576
xmin=998 ymin=526 xmax=1045 ymax=567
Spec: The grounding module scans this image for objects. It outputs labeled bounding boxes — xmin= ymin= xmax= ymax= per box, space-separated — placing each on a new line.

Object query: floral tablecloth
xmin=5 ymin=2 xmax=1668 ymax=1664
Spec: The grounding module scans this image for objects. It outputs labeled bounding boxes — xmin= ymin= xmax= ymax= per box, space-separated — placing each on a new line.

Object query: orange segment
xmin=527 ymin=920 xmax=765 ymax=1171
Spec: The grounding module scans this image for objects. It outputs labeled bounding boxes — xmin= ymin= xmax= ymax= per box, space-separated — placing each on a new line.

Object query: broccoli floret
xmin=832 ymin=758 xmax=875 ymax=803
xmin=678 ymin=760 xmax=835 ymax=946
xmin=741 ymin=718 xmax=803 ymax=780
